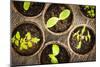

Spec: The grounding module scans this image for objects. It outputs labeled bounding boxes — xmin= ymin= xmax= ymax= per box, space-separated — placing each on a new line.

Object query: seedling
xmin=23 ymin=1 xmax=31 ymax=11
xmin=11 ymin=31 xmax=40 ymax=50
xmin=72 ymin=25 xmax=91 ymax=49
xmin=47 ymin=9 xmax=71 ymax=28
xmin=48 ymin=44 xmax=60 ymax=64
xmin=82 ymin=5 xmax=95 ymax=18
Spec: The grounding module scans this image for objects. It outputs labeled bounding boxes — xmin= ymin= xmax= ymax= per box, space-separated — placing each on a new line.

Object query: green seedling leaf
xmin=47 ymin=17 xmax=59 ymax=28
xmin=73 ymin=30 xmax=80 ymax=38
xmin=31 ymin=37 xmax=40 ymax=44
xmin=21 ymin=43 xmax=28 ymax=50
xmin=85 ymin=36 xmax=88 ymax=42
xmin=77 ymin=34 xmax=80 ymax=41
xmin=49 ymin=54 xmax=58 ymax=64
xmin=59 ymin=9 xmax=70 ymax=20
xmin=25 ymin=32 xmax=31 ymax=40
xmin=28 ymin=41 xmax=32 ymax=48
xmin=16 ymin=31 xmax=20 ymax=40
xmin=76 ymin=41 xmax=82 ymax=49
xmin=20 ymin=38 xmax=24 ymax=44
xmin=11 ymin=35 xmax=15 ymax=43
xmin=81 ymin=25 xmax=86 ymax=35
xmin=23 ymin=1 xmax=30 ymax=11
xmin=52 ymin=44 xmax=60 ymax=56
xmin=15 ymin=40 xmax=19 ymax=46
xmin=87 ymin=31 xmax=91 ymax=41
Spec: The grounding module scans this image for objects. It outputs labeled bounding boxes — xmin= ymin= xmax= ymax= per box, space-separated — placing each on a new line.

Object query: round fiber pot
xmin=11 ymin=22 xmax=45 ymax=56
xmin=39 ymin=41 xmax=71 ymax=64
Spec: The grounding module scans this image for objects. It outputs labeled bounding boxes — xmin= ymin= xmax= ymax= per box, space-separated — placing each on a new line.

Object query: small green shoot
xmin=59 ymin=9 xmax=70 ymax=20
xmin=76 ymin=41 xmax=82 ymax=49
xmin=16 ymin=31 xmax=20 ymax=40
xmin=31 ymin=37 xmax=40 ymax=44
xmin=48 ymin=44 xmax=60 ymax=64
xmin=72 ymin=25 xmax=92 ymax=49
xmin=49 ymin=54 xmax=58 ymax=64
xmin=47 ymin=17 xmax=59 ymax=28
xmin=46 ymin=9 xmax=71 ymax=28
xmin=82 ymin=5 xmax=95 ymax=18
xmin=11 ymin=31 xmax=40 ymax=51
xmin=25 ymin=32 xmax=31 ymax=40
xmin=52 ymin=44 xmax=60 ymax=56
xmin=23 ymin=1 xmax=31 ymax=11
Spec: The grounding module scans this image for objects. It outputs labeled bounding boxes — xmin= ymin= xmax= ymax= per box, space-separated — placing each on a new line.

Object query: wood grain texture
xmin=11 ymin=2 xmax=96 ymax=66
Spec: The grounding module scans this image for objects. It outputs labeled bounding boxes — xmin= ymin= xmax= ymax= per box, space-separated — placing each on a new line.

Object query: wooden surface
xmin=11 ymin=2 xmax=96 ymax=66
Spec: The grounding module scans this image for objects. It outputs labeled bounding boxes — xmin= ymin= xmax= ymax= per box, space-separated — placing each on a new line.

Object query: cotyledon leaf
xmin=87 ymin=31 xmax=91 ymax=41
xmin=15 ymin=31 xmax=20 ymax=40
xmin=52 ymin=44 xmax=60 ymax=56
xmin=15 ymin=40 xmax=19 ymax=46
xmin=59 ymin=9 xmax=71 ymax=20
xmin=47 ymin=17 xmax=59 ymax=28
xmin=23 ymin=1 xmax=31 ymax=11
xmin=76 ymin=41 xmax=82 ymax=49
xmin=31 ymin=37 xmax=40 ymax=44
xmin=28 ymin=41 xmax=32 ymax=48
xmin=81 ymin=25 xmax=86 ymax=35
xmin=25 ymin=32 xmax=31 ymax=40
xmin=49 ymin=54 xmax=58 ymax=64
xmin=11 ymin=35 xmax=15 ymax=43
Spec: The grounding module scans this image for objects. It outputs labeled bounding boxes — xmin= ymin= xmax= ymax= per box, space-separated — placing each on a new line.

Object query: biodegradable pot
xmin=68 ymin=24 xmax=95 ymax=55
xmin=13 ymin=1 xmax=45 ymax=17
xmin=11 ymin=22 xmax=45 ymax=56
xmin=80 ymin=5 xmax=96 ymax=19
xmin=39 ymin=41 xmax=70 ymax=64
xmin=43 ymin=4 xmax=73 ymax=35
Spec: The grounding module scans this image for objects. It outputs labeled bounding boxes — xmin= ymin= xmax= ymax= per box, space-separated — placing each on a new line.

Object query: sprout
xmin=59 ymin=9 xmax=70 ymax=20
xmin=28 ymin=41 xmax=32 ymax=48
xmin=15 ymin=40 xmax=19 ymax=46
xmin=87 ymin=31 xmax=91 ymax=41
xmin=72 ymin=25 xmax=92 ymax=49
xmin=82 ymin=5 xmax=96 ymax=18
xmin=23 ymin=1 xmax=31 ymax=11
xmin=48 ymin=44 xmax=60 ymax=64
xmin=81 ymin=25 xmax=86 ymax=35
xmin=85 ymin=36 xmax=88 ymax=42
xmin=76 ymin=41 xmax=82 ymax=49
xmin=25 ymin=32 xmax=31 ymax=40
xmin=46 ymin=9 xmax=71 ymax=28
xmin=47 ymin=17 xmax=59 ymax=28
xmin=49 ymin=54 xmax=58 ymax=64
xmin=15 ymin=31 xmax=20 ymax=40
xmin=52 ymin=44 xmax=60 ymax=56
xmin=11 ymin=31 xmax=40 ymax=51
xmin=11 ymin=35 xmax=15 ymax=43
xmin=31 ymin=37 xmax=40 ymax=44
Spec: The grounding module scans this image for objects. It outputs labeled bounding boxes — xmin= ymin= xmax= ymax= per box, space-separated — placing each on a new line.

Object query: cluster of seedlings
xmin=80 ymin=5 xmax=96 ymax=18
xmin=11 ymin=1 xmax=96 ymax=65
xmin=11 ymin=31 xmax=40 ymax=50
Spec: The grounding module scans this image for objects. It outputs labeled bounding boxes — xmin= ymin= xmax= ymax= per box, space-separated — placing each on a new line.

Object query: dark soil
xmin=40 ymin=44 xmax=70 ymax=64
xmin=45 ymin=4 xmax=73 ymax=33
xmin=80 ymin=5 xmax=96 ymax=18
xmin=69 ymin=26 xmax=95 ymax=54
xmin=13 ymin=1 xmax=45 ymax=17
xmin=11 ymin=23 xmax=43 ymax=56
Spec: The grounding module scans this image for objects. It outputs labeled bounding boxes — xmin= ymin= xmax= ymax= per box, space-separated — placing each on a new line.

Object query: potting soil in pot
xmin=11 ymin=0 xmax=96 ymax=66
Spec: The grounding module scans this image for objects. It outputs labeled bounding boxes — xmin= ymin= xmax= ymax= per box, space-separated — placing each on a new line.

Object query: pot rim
xmin=79 ymin=5 xmax=96 ymax=20
xmin=11 ymin=21 xmax=45 ymax=57
xmin=68 ymin=24 xmax=96 ymax=56
xmin=42 ymin=4 xmax=74 ymax=36
xmin=11 ymin=1 xmax=46 ymax=19
xmin=39 ymin=41 xmax=71 ymax=64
